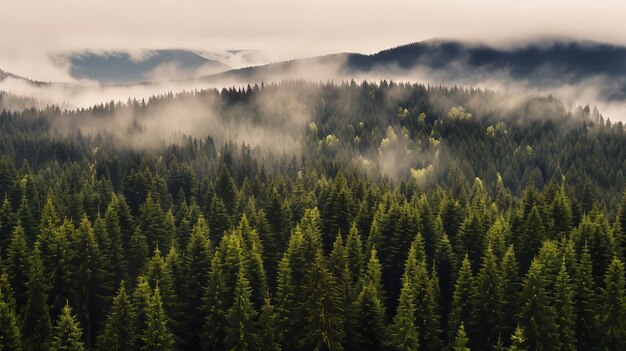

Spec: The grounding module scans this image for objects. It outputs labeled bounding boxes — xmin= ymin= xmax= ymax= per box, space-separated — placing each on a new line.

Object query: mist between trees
xmin=0 ymin=80 xmax=625 ymax=350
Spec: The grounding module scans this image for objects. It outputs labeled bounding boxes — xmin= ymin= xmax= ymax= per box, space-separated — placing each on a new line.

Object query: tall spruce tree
xmin=141 ymin=286 xmax=174 ymax=351
xmin=0 ymin=287 xmax=22 ymax=351
xmin=390 ymin=277 xmax=419 ymax=351
xmin=49 ymin=303 xmax=86 ymax=351
xmin=21 ymin=247 xmax=51 ymax=351
xmin=352 ymin=248 xmax=387 ymax=350
xmin=224 ymin=265 xmax=258 ymax=351
xmin=97 ymin=283 xmax=137 ymax=351
xmin=519 ymin=259 xmax=560 ymax=351
xmin=601 ymin=258 xmax=626 ymax=350
xmin=553 ymin=260 xmax=576 ymax=350
xmin=301 ymin=250 xmax=344 ymax=351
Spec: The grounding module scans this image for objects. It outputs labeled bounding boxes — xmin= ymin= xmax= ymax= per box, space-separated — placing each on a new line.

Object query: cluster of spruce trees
xmin=0 ymin=81 xmax=625 ymax=350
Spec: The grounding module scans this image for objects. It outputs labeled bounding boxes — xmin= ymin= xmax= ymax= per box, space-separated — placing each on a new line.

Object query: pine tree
xmin=104 ymin=194 xmax=128 ymax=283
xmin=449 ymin=255 xmax=474 ymax=342
xmin=224 ymin=265 xmax=258 ymax=351
xmin=601 ymin=258 xmax=626 ymax=350
xmin=471 ymin=245 xmax=504 ymax=350
xmin=5 ymin=224 xmax=29 ymax=312
xmin=0 ymin=287 xmax=22 ymax=351
xmin=145 ymin=246 xmax=178 ymax=332
xmin=518 ymin=205 xmax=545 ymax=272
xmin=139 ymin=193 xmax=169 ymax=252
xmin=574 ymin=245 xmax=600 ymax=349
xmin=97 ymin=283 xmax=137 ymax=351
xmin=508 ymin=326 xmax=526 ymax=351
xmin=403 ymin=237 xmax=442 ymax=350
xmin=21 ymin=247 xmax=51 ymax=351
xmin=258 ymin=296 xmax=281 ymax=351
xmin=274 ymin=254 xmax=297 ymax=349
xmin=390 ymin=277 xmax=419 ymax=351
xmin=434 ymin=231 xmax=456 ymax=333
xmin=183 ymin=215 xmax=212 ymax=350
xmin=132 ymin=277 xmax=151 ymax=350
xmin=519 ymin=259 xmax=560 ymax=350
xmin=453 ymin=322 xmax=471 ymax=351
xmin=345 ymin=224 xmax=365 ymax=288
xmin=352 ymin=248 xmax=387 ymax=350
xmin=553 ymin=260 xmax=576 ymax=350
xmin=0 ymin=195 xmax=16 ymax=250
xmin=49 ymin=303 xmax=86 ymax=351
xmin=500 ymin=246 xmax=520 ymax=337
xmin=128 ymin=227 xmax=149 ymax=280
xmin=301 ymin=251 xmax=344 ymax=351
xmin=69 ymin=216 xmax=106 ymax=348
xmin=550 ymin=181 xmax=573 ymax=238
xmin=235 ymin=215 xmax=267 ymax=308
xmin=141 ymin=286 xmax=174 ymax=351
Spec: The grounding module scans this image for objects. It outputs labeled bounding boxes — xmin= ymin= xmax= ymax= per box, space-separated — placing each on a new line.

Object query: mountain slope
xmin=68 ymin=49 xmax=231 ymax=84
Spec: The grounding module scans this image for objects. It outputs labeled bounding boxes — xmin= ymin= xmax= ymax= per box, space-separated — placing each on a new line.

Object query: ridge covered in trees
xmin=0 ymin=81 xmax=625 ymax=350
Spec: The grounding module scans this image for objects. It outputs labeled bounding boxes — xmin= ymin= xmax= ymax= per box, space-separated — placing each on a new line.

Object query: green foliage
xmin=601 ymin=258 xmax=626 ymax=350
xmin=141 ymin=286 xmax=175 ymax=351
xmin=21 ymin=247 xmax=51 ymax=351
xmin=98 ymin=283 xmax=136 ymax=351
xmin=0 ymin=287 xmax=22 ymax=351
xmin=0 ymin=81 xmax=625 ymax=350
xmin=453 ymin=322 xmax=470 ymax=351
xmin=50 ymin=303 xmax=85 ymax=351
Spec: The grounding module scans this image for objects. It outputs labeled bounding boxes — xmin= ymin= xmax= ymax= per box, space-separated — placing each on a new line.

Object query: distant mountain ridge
xmin=67 ymin=49 xmax=232 ymax=84
xmin=198 ymin=39 xmax=626 ymax=99
xmin=4 ymin=39 xmax=626 ymax=96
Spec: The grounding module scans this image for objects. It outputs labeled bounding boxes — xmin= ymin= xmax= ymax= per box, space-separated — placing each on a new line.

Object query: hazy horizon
xmin=2 ymin=0 xmax=626 ymax=82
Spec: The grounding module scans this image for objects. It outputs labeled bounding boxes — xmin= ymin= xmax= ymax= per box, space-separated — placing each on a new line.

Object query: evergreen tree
xmin=453 ymin=322 xmax=471 ymax=351
xmin=5 ymin=224 xmax=29 ymax=312
xmin=519 ymin=259 xmax=560 ymax=351
xmin=601 ymin=258 xmax=626 ymax=350
xmin=97 ymin=283 xmax=137 ymax=351
xmin=301 ymin=251 xmax=344 ymax=351
xmin=21 ymin=247 xmax=51 ymax=351
xmin=517 ymin=205 xmax=546 ymax=272
xmin=274 ymin=254 xmax=298 ymax=350
xmin=403 ymin=237 xmax=442 ymax=350
xmin=574 ymin=245 xmax=600 ymax=349
xmin=553 ymin=260 xmax=576 ymax=350
xmin=141 ymin=286 xmax=174 ymax=351
xmin=69 ymin=216 xmax=106 ymax=348
xmin=470 ymin=245 xmax=504 ymax=350
xmin=104 ymin=194 xmax=128 ymax=283
xmin=508 ymin=326 xmax=526 ymax=351
xmin=49 ymin=303 xmax=85 ymax=351
xmin=224 ymin=265 xmax=258 ymax=351
xmin=183 ymin=215 xmax=212 ymax=350
xmin=345 ymin=224 xmax=365 ymax=288
xmin=0 ymin=287 xmax=22 ymax=351
xmin=390 ymin=277 xmax=419 ymax=351
xmin=500 ymin=246 xmax=521 ymax=337
xmin=0 ymin=196 xmax=16 ymax=250
xmin=352 ymin=248 xmax=387 ymax=350
xmin=139 ymin=193 xmax=169 ymax=252
xmin=449 ymin=255 xmax=474 ymax=342
xmin=128 ymin=227 xmax=149 ymax=280
xmin=258 ymin=296 xmax=281 ymax=351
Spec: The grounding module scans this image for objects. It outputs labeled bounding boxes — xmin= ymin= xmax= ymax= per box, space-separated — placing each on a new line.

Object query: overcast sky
xmin=2 ymin=0 xmax=626 ymax=81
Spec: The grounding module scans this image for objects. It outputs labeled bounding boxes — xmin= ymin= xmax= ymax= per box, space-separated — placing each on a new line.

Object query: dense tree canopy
xmin=0 ymin=80 xmax=625 ymax=350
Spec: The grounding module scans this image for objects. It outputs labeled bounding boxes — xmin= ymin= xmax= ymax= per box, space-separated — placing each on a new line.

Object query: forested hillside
xmin=0 ymin=81 xmax=625 ymax=350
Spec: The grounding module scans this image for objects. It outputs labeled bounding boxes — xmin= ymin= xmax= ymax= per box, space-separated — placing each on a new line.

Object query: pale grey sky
xmin=1 ymin=0 xmax=625 ymax=81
